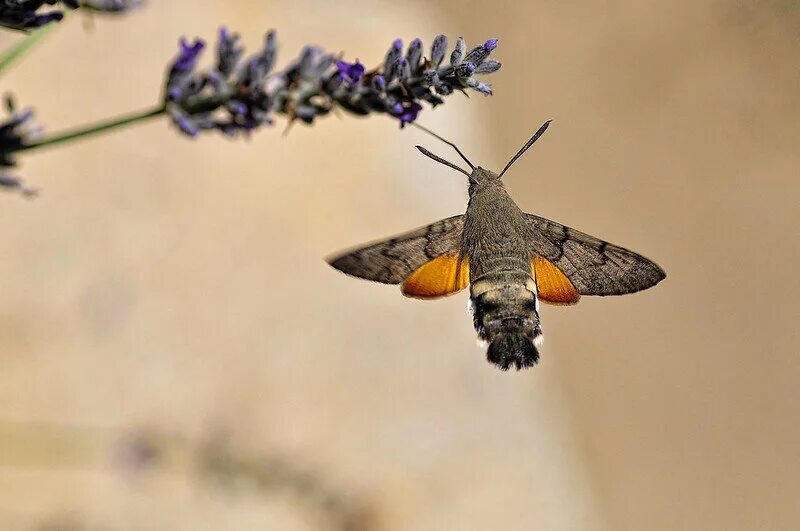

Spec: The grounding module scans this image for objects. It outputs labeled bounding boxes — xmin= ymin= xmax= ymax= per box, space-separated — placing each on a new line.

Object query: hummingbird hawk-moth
xmin=327 ymin=121 xmax=665 ymax=370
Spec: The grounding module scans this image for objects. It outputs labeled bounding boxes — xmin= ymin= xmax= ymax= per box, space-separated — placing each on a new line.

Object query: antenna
xmin=498 ymin=120 xmax=552 ymax=178
xmin=410 ymin=122 xmax=474 ymax=170
xmin=415 ymin=145 xmax=471 ymax=178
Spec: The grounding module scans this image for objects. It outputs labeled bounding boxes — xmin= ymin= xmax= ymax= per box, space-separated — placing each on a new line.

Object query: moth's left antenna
xmin=410 ymin=122 xmax=475 ymax=170
xmin=415 ymin=145 xmax=471 ymax=178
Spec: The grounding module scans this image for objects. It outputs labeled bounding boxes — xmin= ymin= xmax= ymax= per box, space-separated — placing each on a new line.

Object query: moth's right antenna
xmin=410 ymin=122 xmax=475 ymax=170
xmin=498 ymin=120 xmax=552 ymax=178
xmin=415 ymin=145 xmax=471 ymax=178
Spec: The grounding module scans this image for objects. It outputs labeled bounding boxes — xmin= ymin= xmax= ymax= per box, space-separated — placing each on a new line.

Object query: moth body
xmin=463 ymin=167 xmax=542 ymax=369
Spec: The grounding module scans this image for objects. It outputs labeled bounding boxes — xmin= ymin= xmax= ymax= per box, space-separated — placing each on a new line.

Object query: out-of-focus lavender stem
xmin=0 ymin=21 xmax=60 ymax=75
xmin=15 ymin=103 xmax=165 ymax=153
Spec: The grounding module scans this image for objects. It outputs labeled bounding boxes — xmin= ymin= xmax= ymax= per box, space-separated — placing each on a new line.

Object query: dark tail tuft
xmin=486 ymin=332 xmax=540 ymax=371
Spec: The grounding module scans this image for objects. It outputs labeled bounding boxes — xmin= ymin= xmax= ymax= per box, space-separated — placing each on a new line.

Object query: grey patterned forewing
xmin=525 ymin=213 xmax=666 ymax=296
xmin=327 ymin=215 xmax=465 ymax=284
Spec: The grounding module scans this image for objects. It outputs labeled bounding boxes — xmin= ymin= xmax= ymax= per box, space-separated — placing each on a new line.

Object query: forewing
xmin=525 ymin=213 xmax=666 ymax=296
xmin=327 ymin=215 xmax=465 ymax=285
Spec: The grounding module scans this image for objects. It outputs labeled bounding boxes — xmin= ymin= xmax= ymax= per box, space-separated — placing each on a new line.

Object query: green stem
xmin=16 ymin=104 xmax=167 ymax=153
xmin=0 ymin=21 xmax=59 ymax=76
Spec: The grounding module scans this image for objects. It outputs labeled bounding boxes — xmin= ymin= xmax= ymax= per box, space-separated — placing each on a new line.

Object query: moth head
xmin=469 ymin=166 xmax=500 ymax=187
xmin=413 ymin=144 xmax=498 ymax=190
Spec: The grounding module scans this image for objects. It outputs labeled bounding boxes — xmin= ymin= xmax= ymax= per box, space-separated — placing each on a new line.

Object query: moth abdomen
xmin=487 ymin=332 xmax=540 ymax=371
xmin=470 ymin=278 xmax=543 ymax=370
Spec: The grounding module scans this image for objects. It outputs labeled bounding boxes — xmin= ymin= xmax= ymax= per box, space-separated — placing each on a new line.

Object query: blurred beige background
xmin=0 ymin=0 xmax=798 ymax=530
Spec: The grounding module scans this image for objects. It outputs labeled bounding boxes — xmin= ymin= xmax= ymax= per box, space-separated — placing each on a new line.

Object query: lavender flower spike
xmin=162 ymin=29 xmax=502 ymax=136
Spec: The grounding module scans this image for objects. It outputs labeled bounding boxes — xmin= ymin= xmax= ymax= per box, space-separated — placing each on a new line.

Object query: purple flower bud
xmin=167 ymin=86 xmax=183 ymax=100
xmin=473 ymin=82 xmax=493 ymax=95
xmin=227 ymin=101 xmax=248 ymax=116
xmin=450 ymin=37 xmax=465 ymax=66
xmin=384 ymin=37 xmax=404 ymax=79
xmin=298 ymin=45 xmax=315 ymax=69
xmin=474 ymin=59 xmax=501 ymax=74
xmin=295 ymin=106 xmax=317 ymax=123
xmin=0 ymin=174 xmax=21 ymax=188
xmin=174 ymin=38 xmax=205 ymax=72
xmin=455 ymin=62 xmax=475 ymax=78
xmin=336 ymin=59 xmax=365 ymax=82
xmin=406 ymin=38 xmax=423 ymax=71
xmin=396 ymin=102 xmax=422 ymax=128
xmin=430 ymin=35 xmax=448 ymax=68
xmin=13 ymin=109 xmax=34 ymax=125
xmin=0 ymin=173 xmax=36 ymax=197
xmin=464 ymin=41 xmax=494 ymax=67
xmin=249 ymin=30 xmax=278 ymax=76
xmin=176 ymin=116 xmax=199 ymax=137
xmin=372 ymin=75 xmax=386 ymax=91
xmin=395 ymin=56 xmax=408 ymax=71
xmin=0 ymin=99 xmax=41 ymax=177
xmin=216 ymin=26 xmax=243 ymax=77
xmin=31 ymin=12 xmax=64 ymax=27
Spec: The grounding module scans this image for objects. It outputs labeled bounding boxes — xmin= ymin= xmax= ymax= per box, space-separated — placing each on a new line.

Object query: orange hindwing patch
xmin=533 ymin=255 xmax=580 ymax=305
xmin=401 ymin=255 xmax=470 ymax=299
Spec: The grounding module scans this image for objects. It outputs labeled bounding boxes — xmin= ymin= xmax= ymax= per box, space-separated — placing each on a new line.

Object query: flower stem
xmin=16 ymin=104 xmax=167 ymax=153
xmin=0 ymin=23 xmax=59 ymax=76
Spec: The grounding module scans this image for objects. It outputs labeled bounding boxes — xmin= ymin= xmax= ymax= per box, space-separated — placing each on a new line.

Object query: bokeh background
xmin=1 ymin=1 xmax=798 ymax=530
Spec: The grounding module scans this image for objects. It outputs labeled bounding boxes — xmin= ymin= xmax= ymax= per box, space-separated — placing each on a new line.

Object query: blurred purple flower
xmin=114 ymin=432 xmax=160 ymax=475
xmin=0 ymin=96 xmax=40 ymax=196
xmin=80 ymin=0 xmax=144 ymax=12
xmin=0 ymin=1 xmax=74 ymax=30
xmin=0 ymin=0 xmax=142 ymax=30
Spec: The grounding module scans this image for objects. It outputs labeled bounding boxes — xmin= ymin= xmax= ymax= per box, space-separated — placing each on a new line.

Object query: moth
xmin=327 ymin=122 xmax=665 ymax=370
